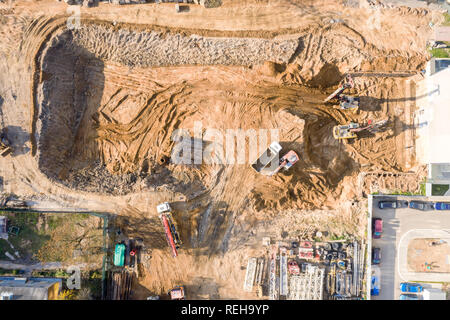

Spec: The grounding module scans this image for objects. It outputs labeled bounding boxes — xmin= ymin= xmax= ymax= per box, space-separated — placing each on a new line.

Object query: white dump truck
xmin=251 ymin=142 xmax=282 ymax=175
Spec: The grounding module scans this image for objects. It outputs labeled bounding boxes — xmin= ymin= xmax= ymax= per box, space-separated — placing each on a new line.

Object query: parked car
xmin=371 ymin=265 xmax=381 ymax=296
xmin=433 ymin=202 xmax=450 ymax=210
xmin=372 ymin=218 xmax=383 ymax=239
xmin=372 ymin=247 xmax=381 ymax=264
xmin=399 ymin=294 xmax=420 ymax=300
xmin=378 ymin=200 xmax=408 ymax=209
xmin=409 ymin=201 xmax=428 ymax=211
xmin=400 ymin=282 xmax=423 ymax=293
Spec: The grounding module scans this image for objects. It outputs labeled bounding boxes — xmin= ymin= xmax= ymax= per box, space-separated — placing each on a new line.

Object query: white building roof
xmin=415 ymin=66 xmax=450 ymax=164
xmin=423 ymin=288 xmax=446 ymax=300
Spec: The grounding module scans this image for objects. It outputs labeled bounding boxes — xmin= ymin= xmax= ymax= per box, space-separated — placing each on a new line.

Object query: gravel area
xmin=70 ymin=24 xmax=299 ymax=68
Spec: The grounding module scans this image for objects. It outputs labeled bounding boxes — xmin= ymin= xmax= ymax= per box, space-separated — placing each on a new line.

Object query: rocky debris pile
xmin=60 ymin=0 xmax=222 ymax=7
xmin=70 ymin=25 xmax=298 ymax=68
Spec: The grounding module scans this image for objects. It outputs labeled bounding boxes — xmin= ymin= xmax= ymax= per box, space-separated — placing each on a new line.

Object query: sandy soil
xmin=0 ymin=0 xmax=438 ymax=299
xmin=407 ymin=239 xmax=450 ymax=273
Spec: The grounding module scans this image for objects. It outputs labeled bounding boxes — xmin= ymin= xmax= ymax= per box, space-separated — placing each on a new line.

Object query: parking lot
xmin=370 ymin=195 xmax=450 ymax=300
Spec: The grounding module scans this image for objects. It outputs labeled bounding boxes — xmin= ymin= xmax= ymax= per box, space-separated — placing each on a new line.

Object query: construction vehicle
xmin=126 ymin=238 xmax=141 ymax=268
xmin=337 ymin=94 xmax=359 ymax=112
xmin=251 ymin=142 xmax=282 ymax=175
xmin=333 ymin=122 xmax=359 ymax=140
xmin=288 ymin=260 xmax=300 ymax=275
xmin=324 ymin=75 xmax=355 ymax=103
xmin=271 ymin=150 xmax=299 ymax=176
xmin=333 ymin=119 xmax=388 ymax=140
xmin=157 ymin=202 xmax=182 ymax=258
xmin=169 ymin=286 xmax=185 ymax=300
xmin=371 ymin=265 xmax=381 ymax=296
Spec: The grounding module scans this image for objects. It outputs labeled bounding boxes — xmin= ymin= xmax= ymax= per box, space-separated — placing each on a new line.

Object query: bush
xmin=432 ymin=184 xmax=450 ymax=196
xmin=444 ymin=13 xmax=450 ymax=26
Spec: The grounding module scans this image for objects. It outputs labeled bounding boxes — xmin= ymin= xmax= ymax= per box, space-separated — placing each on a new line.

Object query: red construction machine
xmin=288 ymin=260 xmax=300 ymax=275
xmin=157 ymin=202 xmax=182 ymax=258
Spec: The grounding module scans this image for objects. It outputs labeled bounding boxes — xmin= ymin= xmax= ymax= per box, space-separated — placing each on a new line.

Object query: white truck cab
xmin=156 ymin=202 xmax=171 ymax=214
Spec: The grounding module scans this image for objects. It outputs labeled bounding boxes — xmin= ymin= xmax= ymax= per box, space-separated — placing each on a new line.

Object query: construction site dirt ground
xmin=407 ymin=239 xmax=450 ymax=273
xmin=0 ymin=0 xmax=444 ymax=299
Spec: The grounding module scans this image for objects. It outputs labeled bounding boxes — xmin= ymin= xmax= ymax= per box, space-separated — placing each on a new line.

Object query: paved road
xmin=0 ymin=261 xmax=62 ymax=272
xmin=371 ymin=195 xmax=450 ymax=300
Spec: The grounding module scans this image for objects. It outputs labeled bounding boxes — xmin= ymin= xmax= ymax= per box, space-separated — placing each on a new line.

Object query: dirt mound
xmin=256 ymin=61 xmax=284 ymax=77
xmin=307 ymin=63 xmax=343 ymax=89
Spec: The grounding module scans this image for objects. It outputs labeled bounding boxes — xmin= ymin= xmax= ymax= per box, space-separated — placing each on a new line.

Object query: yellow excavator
xmin=333 ymin=119 xmax=388 ymax=140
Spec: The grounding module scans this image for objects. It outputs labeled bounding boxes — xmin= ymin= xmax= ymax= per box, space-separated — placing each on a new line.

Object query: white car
xmin=156 ymin=202 xmax=171 ymax=214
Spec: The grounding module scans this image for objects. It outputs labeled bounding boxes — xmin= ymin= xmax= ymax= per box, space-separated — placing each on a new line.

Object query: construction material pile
xmin=244 ymin=240 xmax=367 ymax=300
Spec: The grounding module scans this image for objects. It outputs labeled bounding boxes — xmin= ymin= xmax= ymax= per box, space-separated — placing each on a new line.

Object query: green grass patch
xmin=388 ymin=191 xmax=418 ymax=196
xmin=443 ymin=12 xmax=450 ymax=26
xmin=371 ymin=189 xmax=424 ymax=196
xmin=420 ymin=183 xmax=427 ymax=196
xmin=432 ymin=184 xmax=450 ymax=196
xmin=0 ymin=268 xmax=23 ymax=275
xmin=0 ymin=211 xmax=49 ymax=260
xmin=85 ymin=270 xmax=103 ymax=299
xmin=0 ymin=211 xmax=98 ymax=263
xmin=329 ymin=234 xmax=347 ymax=241
xmin=430 ymin=48 xmax=450 ymax=58
xmin=31 ymin=269 xmax=71 ymax=278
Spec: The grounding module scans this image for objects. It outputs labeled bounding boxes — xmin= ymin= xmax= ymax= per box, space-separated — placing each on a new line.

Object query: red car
xmin=372 ymin=218 xmax=383 ymax=239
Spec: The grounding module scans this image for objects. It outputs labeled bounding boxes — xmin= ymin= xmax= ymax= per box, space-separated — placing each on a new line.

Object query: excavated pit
xmin=35 ymin=26 xmax=357 ymax=201
xmin=32 ymin=21 xmax=422 ymax=225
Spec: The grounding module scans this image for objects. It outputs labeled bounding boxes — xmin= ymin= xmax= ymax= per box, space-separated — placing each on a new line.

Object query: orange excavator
xmin=270 ymin=150 xmax=300 ymax=176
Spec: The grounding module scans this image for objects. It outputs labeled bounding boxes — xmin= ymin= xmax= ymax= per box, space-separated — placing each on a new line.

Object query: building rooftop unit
xmin=0 ymin=277 xmax=61 ymax=300
xmin=415 ymin=62 xmax=450 ymax=195
xmin=423 ymin=288 xmax=447 ymax=300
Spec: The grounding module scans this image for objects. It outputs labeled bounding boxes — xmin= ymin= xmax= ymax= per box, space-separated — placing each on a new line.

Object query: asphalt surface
xmin=371 ymin=195 xmax=450 ymax=300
